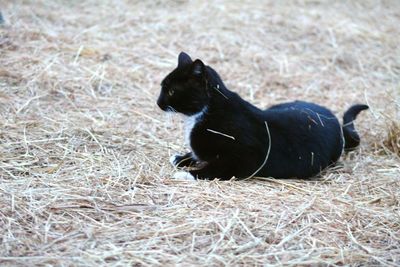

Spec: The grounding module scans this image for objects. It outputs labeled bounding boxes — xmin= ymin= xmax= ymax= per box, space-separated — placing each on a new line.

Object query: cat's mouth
xmin=157 ymin=100 xmax=177 ymax=113
xmin=166 ymin=106 xmax=178 ymax=113
xmin=156 ymin=99 xmax=168 ymax=111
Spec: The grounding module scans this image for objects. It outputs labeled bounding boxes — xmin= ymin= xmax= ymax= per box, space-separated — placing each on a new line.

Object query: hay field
xmin=1 ymin=0 xmax=399 ymax=266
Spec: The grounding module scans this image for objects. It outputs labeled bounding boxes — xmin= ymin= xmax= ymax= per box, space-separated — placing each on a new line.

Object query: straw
xmin=1 ymin=0 xmax=399 ymax=266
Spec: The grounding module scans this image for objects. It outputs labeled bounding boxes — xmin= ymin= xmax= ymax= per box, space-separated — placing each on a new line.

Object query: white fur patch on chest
xmin=184 ymin=107 xmax=207 ymax=154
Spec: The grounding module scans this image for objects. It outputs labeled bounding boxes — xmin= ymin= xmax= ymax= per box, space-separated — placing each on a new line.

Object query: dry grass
xmin=1 ymin=0 xmax=400 ymax=266
xmin=383 ymin=121 xmax=400 ymax=157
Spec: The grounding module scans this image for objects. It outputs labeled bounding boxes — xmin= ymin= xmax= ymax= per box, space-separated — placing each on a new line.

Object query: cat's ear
xmin=178 ymin=52 xmax=193 ymax=68
xmin=192 ymin=59 xmax=205 ymax=76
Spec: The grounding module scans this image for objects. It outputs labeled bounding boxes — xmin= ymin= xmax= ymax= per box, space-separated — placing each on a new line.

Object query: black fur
xmin=157 ymin=52 xmax=369 ymax=180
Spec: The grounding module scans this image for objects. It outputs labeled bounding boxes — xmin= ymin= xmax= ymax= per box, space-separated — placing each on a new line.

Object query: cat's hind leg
xmin=170 ymin=152 xmax=197 ymax=168
xmin=188 ymin=159 xmax=233 ymax=180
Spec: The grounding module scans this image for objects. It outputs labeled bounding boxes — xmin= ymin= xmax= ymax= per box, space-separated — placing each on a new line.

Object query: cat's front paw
xmin=169 ymin=154 xmax=180 ymax=166
xmin=169 ymin=152 xmax=196 ymax=168
xmin=172 ymin=171 xmax=196 ymax=181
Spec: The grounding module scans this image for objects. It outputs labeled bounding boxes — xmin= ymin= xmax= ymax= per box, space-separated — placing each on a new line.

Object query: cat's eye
xmin=168 ymin=89 xmax=174 ymax=96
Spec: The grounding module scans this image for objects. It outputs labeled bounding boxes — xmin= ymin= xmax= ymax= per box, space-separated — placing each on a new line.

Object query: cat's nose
xmin=157 ymin=98 xmax=167 ymax=111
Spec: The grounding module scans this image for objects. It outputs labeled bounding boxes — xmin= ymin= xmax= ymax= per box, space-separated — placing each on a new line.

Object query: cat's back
xmin=259 ymin=101 xmax=343 ymax=178
xmin=267 ymin=100 xmax=334 ymax=117
xmin=265 ymin=100 xmax=338 ymax=128
xmin=264 ymin=100 xmax=340 ymax=137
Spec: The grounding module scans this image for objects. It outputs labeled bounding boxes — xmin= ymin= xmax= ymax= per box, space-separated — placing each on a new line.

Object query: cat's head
xmin=157 ymin=52 xmax=210 ymax=116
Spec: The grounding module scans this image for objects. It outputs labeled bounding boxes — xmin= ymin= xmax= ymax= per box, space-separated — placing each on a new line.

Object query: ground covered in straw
xmin=1 ymin=1 xmax=399 ymax=266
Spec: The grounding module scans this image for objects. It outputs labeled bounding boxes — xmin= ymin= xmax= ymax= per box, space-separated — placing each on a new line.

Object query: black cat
xmin=157 ymin=52 xmax=368 ymax=180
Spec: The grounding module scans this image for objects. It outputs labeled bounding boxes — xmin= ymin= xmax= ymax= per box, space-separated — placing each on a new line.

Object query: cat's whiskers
xmin=167 ymin=106 xmax=178 ymax=113
xmin=164 ymin=106 xmax=178 ymax=125
xmin=164 ymin=112 xmax=173 ymax=125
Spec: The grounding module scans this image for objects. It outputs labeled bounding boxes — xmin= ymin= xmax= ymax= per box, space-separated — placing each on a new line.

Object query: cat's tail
xmin=342 ymin=104 xmax=369 ymax=150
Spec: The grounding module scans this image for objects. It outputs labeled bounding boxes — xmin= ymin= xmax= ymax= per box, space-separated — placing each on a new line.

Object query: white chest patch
xmin=184 ymin=107 xmax=207 ymax=156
